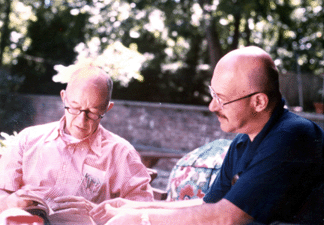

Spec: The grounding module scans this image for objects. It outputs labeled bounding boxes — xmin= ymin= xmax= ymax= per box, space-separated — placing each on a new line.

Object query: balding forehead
xmin=70 ymin=66 xmax=107 ymax=82
xmin=212 ymin=46 xmax=276 ymax=93
xmin=66 ymin=66 xmax=110 ymax=96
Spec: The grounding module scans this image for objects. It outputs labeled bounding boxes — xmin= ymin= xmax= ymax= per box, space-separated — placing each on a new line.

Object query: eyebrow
xmin=68 ymin=100 xmax=103 ymax=110
xmin=210 ymin=86 xmax=227 ymax=99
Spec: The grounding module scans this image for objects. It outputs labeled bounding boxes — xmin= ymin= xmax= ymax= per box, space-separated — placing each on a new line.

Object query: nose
xmin=76 ymin=111 xmax=88 ymax=123
xmin=209 ymin=98 xmax=222 ymax=112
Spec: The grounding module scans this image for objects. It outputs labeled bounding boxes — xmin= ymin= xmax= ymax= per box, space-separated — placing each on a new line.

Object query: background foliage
xmin=0 ymin=0 xmax=323 ymax=108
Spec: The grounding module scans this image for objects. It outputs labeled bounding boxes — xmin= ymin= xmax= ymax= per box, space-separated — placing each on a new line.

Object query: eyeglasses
xmin=208 ymin=85 xmax=260 ymax=109
xmin=64 ymin=106 xmax=105 ymax=120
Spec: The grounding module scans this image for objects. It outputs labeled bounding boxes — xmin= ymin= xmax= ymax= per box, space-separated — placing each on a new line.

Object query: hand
xmin=90 ymin=202 xmax=121 ymax=225
xmin=52 ymin=195 xmax=96 ymax=215
xmin=89 ymin=198 xmax=138 ymax=225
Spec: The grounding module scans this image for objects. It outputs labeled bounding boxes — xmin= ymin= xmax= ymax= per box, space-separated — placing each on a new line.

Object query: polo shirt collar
xmin=233 ymin=98 xmax=286 ymax=148
xmin=233 ymin=99 xmax=286 ymax=173
xmin=252 ymin=98 xmax=286 ymax=144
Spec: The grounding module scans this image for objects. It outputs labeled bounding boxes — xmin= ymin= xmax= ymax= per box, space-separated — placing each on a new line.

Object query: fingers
xmin=51 ymin=207 xmax=89 ymax=215
xmin=54 ymin=195 xmax=84 ymax=203
xmin=52 ymin=196 xmax=94 ymax=214
xmin=89 ymin=202 xmax=105 ymax=217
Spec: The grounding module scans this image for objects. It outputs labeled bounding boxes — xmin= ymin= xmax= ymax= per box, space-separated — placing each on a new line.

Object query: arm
xmin=0 ymin=189 xmax=10 ymax=212
xmin=90 ymin=198 xmax=203 ymax=224
xmin=118 ymin=149 xmax=154 ymax=201
xmin=0 ymin=189 xmax=36 ymax=213
xmin=107 ymin=199 xmax=253 ymax=225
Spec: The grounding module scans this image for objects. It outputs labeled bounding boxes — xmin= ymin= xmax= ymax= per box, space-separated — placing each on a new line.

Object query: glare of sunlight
xmin=10 ymin=31 xmax=23 ymax=43
xmin=191 ymin=3 xmax=203 ymax=27
xmin=164 ymin=48 xmax=173 ymax=57
xmin=118 ymin=3 xmax=131 ymax=21
xmin=53 ymin=39 xmax=146 ymax=86
xmin=161 ymin=61 xmax=183 ymax=73
xmin=70 ymin=8 xmax=79 ymax=16
xmin=14 ymin=1 xmax=35 ymax=21
xmin=219 ymin=18 xmax=228 ymax=26
xmin=292 ymin=7 xmax=306 ymax=20
xmin=130 ymin=30 xmax=140 ymax=38
xmin=144 ymin=10 xmax=165 ymax=32
xmin=313 ymin=6 xmax=322 ymax=14
xmin=274 ymin=59 xmax=282 ymax=67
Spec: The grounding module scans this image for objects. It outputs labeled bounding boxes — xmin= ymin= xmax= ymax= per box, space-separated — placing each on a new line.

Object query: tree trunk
xmin=0 ymin=0 xmax=12 ymax=66
xmin=231 ymin=13 xmax=241 ymax=50
xmin=244 ymin=18 xmax=251 ymax=46
xmin=198 ymin=0 xmax=223 ymax=73
xmin=205 ymin=19 xmax=223 ymax=72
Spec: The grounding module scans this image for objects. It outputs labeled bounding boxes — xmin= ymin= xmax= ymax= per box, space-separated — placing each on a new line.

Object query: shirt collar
xmin=252 ymin=98 xmax=286 ymax=144
xmin=234 ymin=98 xmax=286 ymax=147
xmin=44 ymin=116 xmax=103 ymax=157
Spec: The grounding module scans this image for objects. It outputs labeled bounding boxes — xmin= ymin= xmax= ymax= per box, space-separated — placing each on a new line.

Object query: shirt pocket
xmin=76 ymin=164 xmax=106 ymax=201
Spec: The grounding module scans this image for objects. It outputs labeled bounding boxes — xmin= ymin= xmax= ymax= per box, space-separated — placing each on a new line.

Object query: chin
xmin=71 ymin=131 xmax=89 ymax=140
xmin=220 ymin=123 xmax=236 ymax=134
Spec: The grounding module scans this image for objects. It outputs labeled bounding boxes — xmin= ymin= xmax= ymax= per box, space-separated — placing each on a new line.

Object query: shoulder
xmin=275 ymin=110 xmax=324 ymax=139
xmin=261 ymin=111 xmax=324 ymax=159
xmin=99 ymin=126 xmax=138 ymax=156
xmin=18 ymin=121 xmax=60 ymax=141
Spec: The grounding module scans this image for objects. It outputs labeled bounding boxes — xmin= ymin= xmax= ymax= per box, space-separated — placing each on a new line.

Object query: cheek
xmin=65 ymin=113 xmax=73 ymax=126
xmin=89 ymin=120 xmax=100 ymax=131
xmin=222 ymin=108 xmax=246 ymax=126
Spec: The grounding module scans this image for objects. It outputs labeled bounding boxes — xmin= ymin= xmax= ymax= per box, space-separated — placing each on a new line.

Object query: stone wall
xmin=24 ymin=94 xmax=237 ymax=152
xmin=21 ymin=95 xmax=324 ymax=190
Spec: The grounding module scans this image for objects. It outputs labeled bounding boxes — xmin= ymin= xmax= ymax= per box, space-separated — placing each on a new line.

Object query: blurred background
xmin=0 ymin=0 xmax=324 ymax=132
xmin=1 ymin=0 xmax=324 ymax=189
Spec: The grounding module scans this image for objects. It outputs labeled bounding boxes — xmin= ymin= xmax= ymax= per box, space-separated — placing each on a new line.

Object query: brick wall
xmin=24 ymin=94 xmax=237 ymax=152
xmin=22 ymin=94 xmax=324 ymax=151
xmin=20 ymin=95 xmax=324 ymax=189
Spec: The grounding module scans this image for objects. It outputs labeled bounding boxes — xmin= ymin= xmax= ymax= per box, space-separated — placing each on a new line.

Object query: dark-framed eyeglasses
xmin=64 ymin=106 xmax=105 ymax=120
xmin=208 ymin=85 xmax=260 ymax=109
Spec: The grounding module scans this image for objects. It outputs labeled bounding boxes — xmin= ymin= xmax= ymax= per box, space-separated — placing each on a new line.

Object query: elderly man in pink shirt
xmin=0 ymin=65 xmax=153 ymax=224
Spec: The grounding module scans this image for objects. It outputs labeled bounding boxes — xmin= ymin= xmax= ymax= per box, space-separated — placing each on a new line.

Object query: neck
xmin=247 ymin=112 xmax=272 ymax=142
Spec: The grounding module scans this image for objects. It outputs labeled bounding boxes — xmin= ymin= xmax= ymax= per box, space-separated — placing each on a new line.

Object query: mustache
xmin=215 ymin=112 xmax=227 ymax=119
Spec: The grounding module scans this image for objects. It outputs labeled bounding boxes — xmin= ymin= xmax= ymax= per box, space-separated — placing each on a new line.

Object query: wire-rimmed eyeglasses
xmin=208 ymin=85 xmax=260 ymax=109
xmin=64 ymin=106 xmax=105 ymax=120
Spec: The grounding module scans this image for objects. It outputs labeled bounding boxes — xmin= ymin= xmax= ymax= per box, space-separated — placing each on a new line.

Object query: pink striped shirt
xmin=0 ymin=117 xmax=153 ymax=209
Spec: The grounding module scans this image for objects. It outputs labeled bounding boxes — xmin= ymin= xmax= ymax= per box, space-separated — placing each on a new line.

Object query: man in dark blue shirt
xmin=89 ymin=46 xmax=324 ymax=225
xmin=204 ymin=98 xmax=323 ymax=223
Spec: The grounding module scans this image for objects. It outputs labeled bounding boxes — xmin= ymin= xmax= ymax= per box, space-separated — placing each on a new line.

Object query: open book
xmin=18 ymin=194 xmax=96 ymax=225
xmin=19 ymin=194 xmax=54 ymax=218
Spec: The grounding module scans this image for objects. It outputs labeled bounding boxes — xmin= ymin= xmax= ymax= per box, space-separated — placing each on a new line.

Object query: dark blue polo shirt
xmin=203 ymin=99 xmax=324 ymax=224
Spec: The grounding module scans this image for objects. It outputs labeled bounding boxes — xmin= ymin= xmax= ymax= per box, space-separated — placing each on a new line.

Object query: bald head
xmin=66 ymin=65 xmax=113 ymax=105
xmin=213 ymin=46 xmax=281 ymax=104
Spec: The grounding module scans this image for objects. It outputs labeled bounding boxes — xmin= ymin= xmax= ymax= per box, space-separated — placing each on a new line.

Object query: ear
xmin=252 ymin=93 xmax=268 ymax=112
xmin=60 ymin=90 xmax=66 ymax=103
xmin=105 ymin=101 xmax=114 ymax=112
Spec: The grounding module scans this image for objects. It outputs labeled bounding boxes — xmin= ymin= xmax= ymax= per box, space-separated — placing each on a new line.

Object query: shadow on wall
xmin=0 ymin=94 xmax=35 ymax=134
xmin=279 ymin=72 xmax=323 ymax=111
